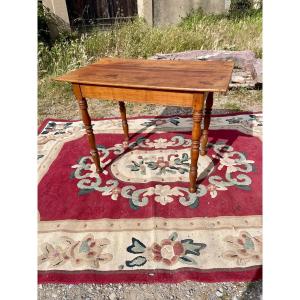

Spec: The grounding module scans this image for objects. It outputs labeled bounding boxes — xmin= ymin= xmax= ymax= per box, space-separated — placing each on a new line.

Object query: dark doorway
xmin=66 ymin=0 xmax=138 ymax=31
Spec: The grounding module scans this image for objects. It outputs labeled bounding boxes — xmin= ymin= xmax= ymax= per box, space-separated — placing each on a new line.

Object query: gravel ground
xmin=38 ymin=89 xmax=262 ymax=299
xmin=38 ymin=280 xmax=262 ymax=300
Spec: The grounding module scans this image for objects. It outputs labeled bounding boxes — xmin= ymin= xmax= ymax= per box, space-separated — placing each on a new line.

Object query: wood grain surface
xmin=79 ymin=84 xmax=195 ymax=107
xmin=55 ymin=58 xmax=233 ymax=92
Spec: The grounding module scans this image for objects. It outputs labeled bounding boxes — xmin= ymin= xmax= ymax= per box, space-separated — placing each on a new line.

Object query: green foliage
xmin=38 ymin=34 xmax=94 ymax=77
xmin=230 ymin=0 xmax=253 ymax=14
xmin=38 ymin=1 xmax=51 ymax=45
xmin=38 ymin=10 xmax=262 ymax=120
xmin=38 ymin=1 xmax=79 ymax=46
xmin=38 ymin=11 xmax=262 ymax=78
xmin=224 ymin=102 xmax=242 ymax=111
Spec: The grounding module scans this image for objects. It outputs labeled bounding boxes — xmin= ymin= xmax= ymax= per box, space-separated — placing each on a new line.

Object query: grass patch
xmin=223 ymin=102 xmax=242 ymax=111
xmin=39 ymin=10 xmax=262 ymax=77
xmin=38 ymin=10 xmax=262 ymax=122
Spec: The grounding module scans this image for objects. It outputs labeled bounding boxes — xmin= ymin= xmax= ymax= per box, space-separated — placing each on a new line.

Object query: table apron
xmin=79 ymin=84 xmax=201 ymax=107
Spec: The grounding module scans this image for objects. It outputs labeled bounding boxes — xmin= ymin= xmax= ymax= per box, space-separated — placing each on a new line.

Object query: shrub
xmin=230 ymin=0 xmax=253 ymax=13
xmin=38 ymin=11 xmax=262 ymax=78
xmin=38 ymin=1 xmax=52 ymax=45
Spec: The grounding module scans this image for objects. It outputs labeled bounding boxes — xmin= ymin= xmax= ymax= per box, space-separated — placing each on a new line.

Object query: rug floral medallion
xmin=38 ymin=113 xmax=262 ymax=284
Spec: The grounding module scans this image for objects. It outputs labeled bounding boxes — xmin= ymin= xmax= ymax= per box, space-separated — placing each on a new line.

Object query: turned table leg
xmin=118 ymin=101 xmax=129 ymax=145
xmin=189 ymin=93 xmax=204 ymax=193
xmin=200 ymin=92 xmax=213 ymax=156
xmin=73 ymin=84 xmax=102 ymax=174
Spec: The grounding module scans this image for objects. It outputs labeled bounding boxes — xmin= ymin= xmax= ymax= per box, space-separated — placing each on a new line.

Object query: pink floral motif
xmin=144 ymin=185 xmax=184 ymax=205
xmin=154 ymin=120 xmax=167 ymax=126
xmin=111 ymin=187 xmax=122 ymax=200
xmin=207 ymin=184 xmax=217 ymax=192
xmin=38 ymin=244 xmax=67 ymax=267
xmin=222 ymin=231 xmax=262 ymax=266
xmin=126 ymin=232 xmax=207 ymax=268
xmin=150 ymin=239 xmax=185 ymax=266
xmin=156 ymin=157 xmax=169 ymax=168
xmin=38 ymin=234 xmax=112 ymax=268
xmin=207 ymin=184 xmax=228 ymax=198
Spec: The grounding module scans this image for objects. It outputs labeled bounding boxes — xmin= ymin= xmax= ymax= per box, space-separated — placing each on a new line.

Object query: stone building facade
xmin=42 ymin=0 xmax=234 ymax=28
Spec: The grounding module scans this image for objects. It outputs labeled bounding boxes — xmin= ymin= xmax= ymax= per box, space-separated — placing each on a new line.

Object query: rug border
xmin=38 ymin=112 xmax=262 ymax=284
xmin=38 ymin=266 xmax=262 ymax=284
xmin=38 ymin=111 xmax=262 ymax=134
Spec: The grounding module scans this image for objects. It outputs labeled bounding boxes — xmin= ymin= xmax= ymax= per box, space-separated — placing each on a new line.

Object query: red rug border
xmin=38 ymin=266 xmax=262 ymax=284
xmin=38 ymin=111 xmax=262 ymax=134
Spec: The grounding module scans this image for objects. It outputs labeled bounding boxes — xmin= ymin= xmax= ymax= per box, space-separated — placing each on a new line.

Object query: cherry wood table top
xmin=56 ymin=58 xmax=234 ymax=93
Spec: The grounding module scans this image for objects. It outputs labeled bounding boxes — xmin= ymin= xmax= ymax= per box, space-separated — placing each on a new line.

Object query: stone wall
xmin=43 ymin=0 xmax=233 ymax=28
xmin=42 ymin=0 xmax=70 ymax=25
xmin=137 ymin=0 xmax=154 ymax=25
xmin=42 ymin=0 xmax=71 ymax=40
xmin=138 ymin=0 xmax=228 ymax=26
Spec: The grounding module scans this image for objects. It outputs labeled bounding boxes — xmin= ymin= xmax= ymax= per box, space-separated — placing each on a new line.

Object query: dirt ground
xmin=38 ymin=280 xmax=262 ymax=300
xmin=38 ymin=89 xmax=262 ymax=300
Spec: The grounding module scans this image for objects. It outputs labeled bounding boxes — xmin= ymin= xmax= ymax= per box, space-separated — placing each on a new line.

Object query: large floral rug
xmin=38 ymin=113 xmax=262 ymax=284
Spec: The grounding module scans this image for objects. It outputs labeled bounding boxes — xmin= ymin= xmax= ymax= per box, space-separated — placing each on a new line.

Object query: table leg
xmin=200 ymin=92 xmax=213 ymax=156
xmin=189 ymin=93 xmax=204 ymax=193
xmin=73 ymin=84 xmax=102 ymax=174
xmin=118 ymin=101 xmax=129 ymax=146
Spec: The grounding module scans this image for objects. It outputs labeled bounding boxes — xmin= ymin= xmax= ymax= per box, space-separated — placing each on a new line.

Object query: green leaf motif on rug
xmin=169 ymin=232 xmax=178 ymax=241
xmin=78 ymin=188 xmax=94 ymax=195
xmin=127 ymin=151 xmax=190 ymax=176
xmin=126 ymin=256 xmax=147 ymax=267
xmin=125 ymin=232 xmax=207 ymax=268
xmin=140 ymin=117 xmax=180 ymax=128
xmin=70 ymin=136 xmax=256 ymax=208
xmin=235 ymin=184 xmax=251 ymax=191
xmin=41 ymin=121 xmax=73 ymax=136
xmin=129 ymin=198 xmax=141 ymax=210
xmin=181 ymin=239 xmax=207 ymax=256
xmin=178 ymin=256 xmax=197 ymax=265
xmin=79 ymin=240 xmax=90 ymax=253
xmin=127 ymin=238 xmax=147 ymax=254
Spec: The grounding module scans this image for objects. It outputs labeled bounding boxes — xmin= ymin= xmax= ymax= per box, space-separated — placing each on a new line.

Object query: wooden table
xmin=56 ymin=58 xmax=233 ymax=193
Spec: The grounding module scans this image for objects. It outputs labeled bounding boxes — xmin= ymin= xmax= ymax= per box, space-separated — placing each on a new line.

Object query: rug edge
xmin=38 ymin=111 xmax=263 ymax=134
xmin=38 ymin=266 xmax=262 ymax=285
